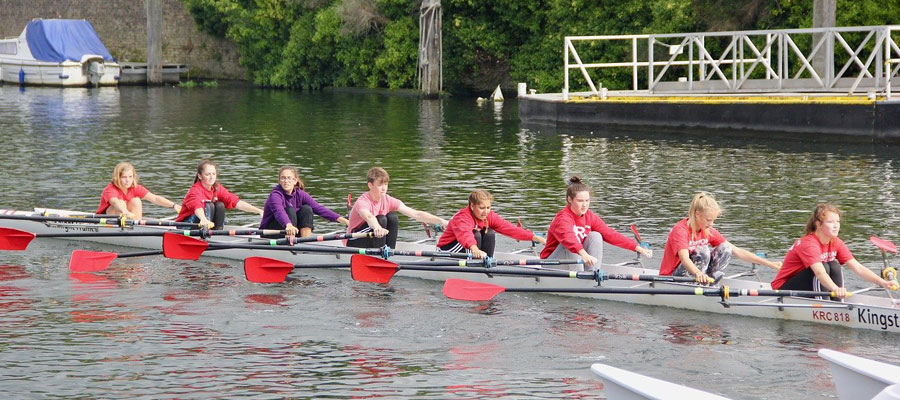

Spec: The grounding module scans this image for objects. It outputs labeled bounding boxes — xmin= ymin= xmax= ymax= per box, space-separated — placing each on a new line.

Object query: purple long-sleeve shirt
xmin=259 ymin=185 xmax=342 ymax=229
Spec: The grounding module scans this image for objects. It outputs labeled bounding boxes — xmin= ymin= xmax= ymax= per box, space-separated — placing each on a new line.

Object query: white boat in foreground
xmin=818 ymin=348 xmax=900 ymax=400
xmin=0 ymin=19 xmax=120 ymax=87
xmin=2 ymin=207 xmax=900 ymax=333
xmin=590 ymin=363 xmax=731 ymax=400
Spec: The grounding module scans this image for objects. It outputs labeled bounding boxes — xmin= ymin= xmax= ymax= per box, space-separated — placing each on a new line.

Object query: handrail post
xmin=648 ymin=37 xmax=655 ymax=93
xmin=632 ymin=37 xmax=638 ymax=90
xmin=563 ymin=37 xmax=569 ymax=100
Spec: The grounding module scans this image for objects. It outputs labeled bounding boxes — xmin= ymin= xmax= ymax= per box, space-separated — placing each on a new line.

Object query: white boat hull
xmin=2 ymin=207 xmax=900 ymax=333
xmin=590 ymin=363 xmax=731 ymax=400
xmin=818 ymin=348 xmax=900 ymax=400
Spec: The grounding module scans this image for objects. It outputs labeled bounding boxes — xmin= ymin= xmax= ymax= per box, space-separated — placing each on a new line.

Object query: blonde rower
xmin=96 ymin=162 xmax=181 ymax=219
xmin=659 ymin=191 xmax=780 ymax=282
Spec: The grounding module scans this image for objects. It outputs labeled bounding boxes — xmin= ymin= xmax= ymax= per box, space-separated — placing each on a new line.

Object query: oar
xmin=0 ymin=213 xmax=202 ymax=228
xmin=347 ymin=254 xmax=702 ymax=284
xmin=67 ymin=230 xmax=372 ymax=272
xmin=243 ymin=257 xmax=352 ymax=283
xmin=163 ymin=233 xmax=472 ymax=260
xmin=441 ymin=278 xmax=842 ymax=301
xmin=69 ymin=249 xmax=163 ymax=272
xmin=0 ymin=227 xmax=287 ymax=251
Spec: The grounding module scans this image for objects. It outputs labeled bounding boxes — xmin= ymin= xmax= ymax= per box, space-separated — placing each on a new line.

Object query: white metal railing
xmin=563 ymin=25 xmax=900 ymax=99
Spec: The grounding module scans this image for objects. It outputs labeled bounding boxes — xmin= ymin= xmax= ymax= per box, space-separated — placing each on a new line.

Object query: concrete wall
xmin=0 ymin=0 xmax=245 ymax=79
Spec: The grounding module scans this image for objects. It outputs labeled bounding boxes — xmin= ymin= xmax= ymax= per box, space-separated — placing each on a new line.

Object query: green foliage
xmin=182 ymin=0 xmax=896 ymax=94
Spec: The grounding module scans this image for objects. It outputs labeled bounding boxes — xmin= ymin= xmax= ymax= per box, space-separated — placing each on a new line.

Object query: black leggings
xmin=780 ymin=260 xmax=843 ymax=299
xmin=439 ymin=228 xmax=496 ymax=257
xmin=346 ymin=212 xmax=399 ymax=249
xmin=184 ymin=201 xmax=226 ymax=230
xmin=263 ymin=205 xmax=313 ymax=238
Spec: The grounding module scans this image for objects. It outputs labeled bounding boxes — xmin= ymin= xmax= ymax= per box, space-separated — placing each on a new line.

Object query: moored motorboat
xmin=818 ymin=348 xmax=900 ymax=400
xmin=0 ymin=19 xmax=120 ymax=87
xmin=2 ymin=207 xmax=900 ymax=333
xmin=590 ymin=363 xmax=731 ymax=400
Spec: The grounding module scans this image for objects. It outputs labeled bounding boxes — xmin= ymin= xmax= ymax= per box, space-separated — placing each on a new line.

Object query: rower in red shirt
xmin=540 ymin=176 xmax=651 ymax=271
xmin=175 ymin=159 xmax=263 ymax=229
xmin=437 ymin=190 xmax=545 ymax=258
xmin=97 ymin=161 xmax=181 ymax=219
xmin=660 ymin=191 xmax=780 ymax=282
xmin=771 ymin=203 xmax=896 ymax=298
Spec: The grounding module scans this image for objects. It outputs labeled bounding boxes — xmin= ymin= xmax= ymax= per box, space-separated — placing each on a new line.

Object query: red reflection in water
xmin=353 ymin=311 xmax=389 ymax=328
xmin=244 ymin=293 xmax=287 ymax=306
xmin=664 ymin=324 xmax=731 ymax=345
xmin=445 ymin=382 xmax=507 ymax=398
xmin=445 ymin=343 xmax=499 ymax=370
xmin=68 ymin=272 xmax=137 ymax=323
xmin=0 ymin=265 xmax=29 ymax=281
xmin=156 ymin=290 xmax=212 ymax=316
xmin=0 ymin=265 xmax=32 ymax=313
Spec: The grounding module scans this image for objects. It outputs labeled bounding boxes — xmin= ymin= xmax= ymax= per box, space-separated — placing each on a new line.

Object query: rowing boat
xmin=590 ymin=363 xmax=731 ymax=400
xmin=2 ymin=207 xmax=900 ymax=333
xmin=818 ymin=348 xmax=900 ymax=400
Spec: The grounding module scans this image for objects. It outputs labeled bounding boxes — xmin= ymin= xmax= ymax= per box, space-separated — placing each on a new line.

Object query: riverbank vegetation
xmin=183 ymin=0 xmax=899 ymax=94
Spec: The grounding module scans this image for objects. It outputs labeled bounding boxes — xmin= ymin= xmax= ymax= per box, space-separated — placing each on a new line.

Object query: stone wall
xmin=0 ymin=0 xmax=245 ymax=79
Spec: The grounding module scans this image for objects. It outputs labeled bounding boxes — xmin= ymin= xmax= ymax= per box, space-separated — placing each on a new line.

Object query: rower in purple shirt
xmin=259 ymin=166 xmax=349 ymax=239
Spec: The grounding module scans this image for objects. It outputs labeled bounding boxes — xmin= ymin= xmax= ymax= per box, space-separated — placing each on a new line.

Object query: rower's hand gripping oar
xmin=869 ymin=236 xmax=900 ymax=292
xmin=441 ymin=278 xmax=846 ymax=302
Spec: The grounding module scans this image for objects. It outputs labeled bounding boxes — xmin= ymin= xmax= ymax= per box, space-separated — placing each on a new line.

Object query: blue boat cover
xmin=25 ymin=19 xmax=115 ymax=62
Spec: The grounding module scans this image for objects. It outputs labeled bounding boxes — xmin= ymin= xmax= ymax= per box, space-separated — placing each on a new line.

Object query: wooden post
xmin=812 ymin=0 xmax=835 ymax=83
xmin=146 ymin=0 xmax=163 ymax=85
xmin=418 ymin=0 xmax=441 ymax=98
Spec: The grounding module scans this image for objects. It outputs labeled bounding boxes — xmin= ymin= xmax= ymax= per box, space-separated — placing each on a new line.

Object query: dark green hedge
xmin=182 ymin=0 xmax=899 ymax=94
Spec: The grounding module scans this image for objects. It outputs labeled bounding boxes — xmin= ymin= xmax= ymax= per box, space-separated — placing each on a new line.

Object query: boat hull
xmin=818 ymin=349 xmax=900 ymax=400
xmin=2 ymin=207 xmax=900 ymax=333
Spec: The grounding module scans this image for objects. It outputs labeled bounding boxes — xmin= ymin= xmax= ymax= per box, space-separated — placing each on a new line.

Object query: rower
xmin=97 ymin=161 xmax=182 ymax=220
xmin=175 ymin=159 xmax=263 ymax=230
xmin=436 ymin=189 xmax=545 ymax=259
xmin=772 ymin=203 xmax=898 ymax=299
xmin=659 ymin=191 xmax=781 ymax=283
xmin=345 ymin=167 xmax=447 ymax=249
xmin=259 ymin=166 xmax=349 ymax=240
xmin=540 ymin=175 xmax=652 ymax=271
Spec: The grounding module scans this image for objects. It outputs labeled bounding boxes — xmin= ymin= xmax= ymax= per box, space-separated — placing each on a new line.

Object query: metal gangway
xmin=563 ymin=25 xmax=900 ymax=99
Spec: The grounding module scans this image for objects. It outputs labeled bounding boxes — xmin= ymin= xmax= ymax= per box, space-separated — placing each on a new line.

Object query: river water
xmin=1 ymin=84 xmax=899 ymax=399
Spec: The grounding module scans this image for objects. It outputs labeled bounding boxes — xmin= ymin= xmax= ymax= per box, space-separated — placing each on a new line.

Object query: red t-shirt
xmin=659 ymin=218 xmax=727 ymax=275
xmin=771 ymin=234 xmax=853 ymax=289
xmin=437 ymin=207 xmax=534 ymax=248
xmin=175 ymin=181 xmax=240 ymax=222
xmin=540 ymin=207 xmax=637 ymax=259
xmin=96 ymin=183 xmax=149 ymax=214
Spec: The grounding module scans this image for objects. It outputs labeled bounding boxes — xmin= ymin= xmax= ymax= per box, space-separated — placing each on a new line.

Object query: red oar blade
xmin=69 ymin=250 xmax=118 ymax=272
xmin=630 ymin=224 xmax=643 ymax=243
xmin=870 ymin=236 xmax=898 ymax=254
xmin=163 ymin=233 xmax=210 ymax=260
xmin=350 ymin=254 xmax=399 ymax=284
xmin=244 ymin=257 xmax=294 ymax=283
xmin=0 ymin=227 xmax=36 ymax=250
xmin=442 ymin=278 xmax=507 ymax=301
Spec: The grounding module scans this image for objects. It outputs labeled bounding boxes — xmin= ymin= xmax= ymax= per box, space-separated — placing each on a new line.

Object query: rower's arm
xmin=397 ymin=204 xmax=447 ymax=227
xmin=143 ymin=192 xmax=180 ymax=211
xmin=845 ymin=258 xmax=896 ymax=289
xmin=235 ymin=200 xmax=263 ymax=216
xmin=731 ymin=244 xmax=781 ymax=270
xmin=676 ymin=248 xmax=703 ymax=277
xmin=358 ymin=209 xmax=383 ymax=230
